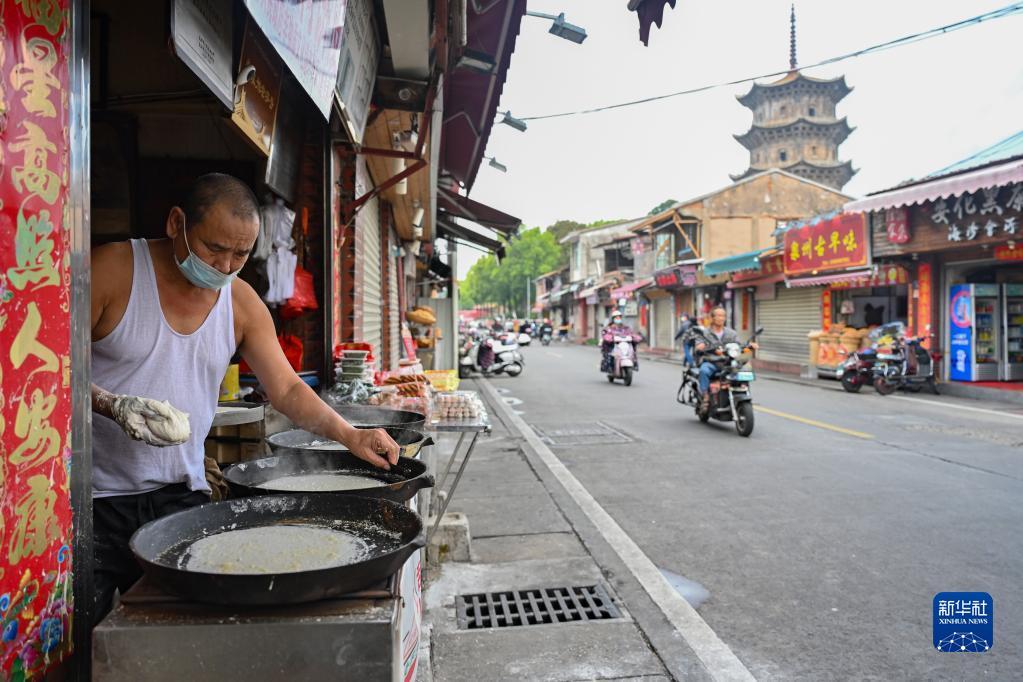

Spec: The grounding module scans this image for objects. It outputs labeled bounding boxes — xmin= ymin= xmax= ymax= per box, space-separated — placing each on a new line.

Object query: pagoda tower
xmin=732 ymin=6 xmax=855 ymax=189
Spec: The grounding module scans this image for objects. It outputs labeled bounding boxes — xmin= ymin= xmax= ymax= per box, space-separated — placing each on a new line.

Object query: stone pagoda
xmin=732 ymin=6 xmax=855 ymax=190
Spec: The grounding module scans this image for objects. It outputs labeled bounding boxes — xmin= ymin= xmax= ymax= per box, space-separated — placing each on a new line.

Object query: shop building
xmin=0 ymin=0 xmax=524 ymax=675
xmin=846 ymin=130 xmax=1023 ymax=385
xmin=633 ymin=169 xmax=851 ymax=354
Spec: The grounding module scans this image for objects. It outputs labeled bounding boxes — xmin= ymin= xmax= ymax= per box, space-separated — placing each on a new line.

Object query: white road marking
xmin=548 ymin=351 xmax=564 ymax=358
xmin=480 ymin=379 xmax=755 ymax=682
xmin=891 ymin=395 xmax=1023 ymax=421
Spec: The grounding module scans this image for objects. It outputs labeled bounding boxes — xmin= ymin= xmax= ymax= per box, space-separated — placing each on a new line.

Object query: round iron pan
xmin=332 ymin=404 xmax=426 ymax=431
xmin=225 ymin=448 xmax=434 ymax=503
xmin=266 ymin=426 xmax=433 ymax=460
xmin=130 ymin=494 xmax=424 ymax=606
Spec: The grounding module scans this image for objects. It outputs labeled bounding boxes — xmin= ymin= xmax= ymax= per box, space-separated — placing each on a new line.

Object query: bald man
xmin=89 ymin=173 xmax=399 ymax=619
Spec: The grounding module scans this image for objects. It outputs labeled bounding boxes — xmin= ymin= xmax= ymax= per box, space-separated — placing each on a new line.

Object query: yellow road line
xmin=754 ymin=405 xmax=874 ymax=440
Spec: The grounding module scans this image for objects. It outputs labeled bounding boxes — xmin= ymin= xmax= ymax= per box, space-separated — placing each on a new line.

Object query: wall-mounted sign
xmin=654 ymin=264 xmax=697 ymax=289
xmin=624 ymin=301 xmax=639 ymax=316
xmin=994 ymin=243 xmax=1023 ymax=261
xmin=917 ymin=262 xmax=933 ymax=347
xmin=172 ymin=0 xmax=234 ymax=109
xmin=731 ymin=253 xmax=783 ymax=284
xmin=885 ymin=206 xmax=910 ymax=244
xmin=243 ymin=0 xmax=345 ymax=119
xmin=335 ymin=0 xmax=379 ymax=144
xmin=231 ymin=19 xmax=282 ymax=156
xmin=784 ymin=212 xmax=869 ymax=276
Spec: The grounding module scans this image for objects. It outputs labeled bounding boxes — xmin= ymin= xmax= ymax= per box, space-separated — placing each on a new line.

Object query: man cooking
xmin=89 ymin=173 xmax=399 ymax=620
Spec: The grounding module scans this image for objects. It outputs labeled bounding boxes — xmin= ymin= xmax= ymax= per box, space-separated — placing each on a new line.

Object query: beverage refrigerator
xmin=948 ymin=283 xmax=1001 ymax=382
xmin=1004 ymin=283 xmax=1023 ymax=381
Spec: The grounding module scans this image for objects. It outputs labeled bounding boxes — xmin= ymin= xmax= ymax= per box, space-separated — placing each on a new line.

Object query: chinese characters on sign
xmin=732 ymin=254 xmax=784 ymax=284
xmin=994 ymin=244 xmax=1023 ymax=261
xmin=885 ymin=207 xmax=910 ymax=244
xmin=653 ymin=265 xmax=697 ymax=289
xmin=934 ymin=185 xmax=1020 ymax=243
xmin=784 ymin=213 xmax=869 ymax=276
xmin=0 ymin=1 xmax=74 ymax=678
xmin=917 ymin=263 xmax=933 ymax=347
xmin=933 ymin=592 xmax=993 ymax=653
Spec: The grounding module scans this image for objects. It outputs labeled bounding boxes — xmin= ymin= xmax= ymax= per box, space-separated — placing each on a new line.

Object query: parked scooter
xmin=837 ymin=346 xmax=878 ymax=393
xmin=871 ymin=323 xmax=939 ymax=395
xmin=459 ymin=335 xmax=524 ymax=378
xmin=603 ymin=331 xmax=642 ymax=386
xmin=677 ymin=328 xmax=763 ymax=436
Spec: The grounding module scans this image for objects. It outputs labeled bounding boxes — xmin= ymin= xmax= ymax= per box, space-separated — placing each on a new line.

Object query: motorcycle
xmin=459 ymin=335 xmax=524 ymax=378
xmin=603 ymin=331 xmax=641 ymax=386
xmin=871 ymin=323 xmax=939 ymax=395
xmin=517 ymin=332 xmax=532 ymax=346
xmin=540 ymin=329 xmax=553 ymax=346
xmin=837 ymin=346 xmax=878 ymax=393
xmin=677 ymin=328 xmax=763 ymax=437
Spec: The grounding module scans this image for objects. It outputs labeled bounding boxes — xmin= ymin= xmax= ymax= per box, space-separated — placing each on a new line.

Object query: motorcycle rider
xmin=601 ymin=310 xmax=639 ymax=372
xmin=539 ymin=317 xmax=554 ymax=339
xmin=694 ymin=306 xmax=757 ymax=405
xmin=673 ymin=312 xmax=696 ymax=366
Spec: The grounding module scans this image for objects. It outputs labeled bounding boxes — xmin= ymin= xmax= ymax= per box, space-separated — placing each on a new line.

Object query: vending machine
xmin=948 ymin=283 xmax=1001 ymax=382
xmin=1004 ymin=283 xmax=1023 ymax=381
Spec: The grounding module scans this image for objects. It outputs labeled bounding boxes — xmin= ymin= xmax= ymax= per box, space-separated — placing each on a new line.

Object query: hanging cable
xmin=520 ymin=2 xmax=1023 ymax=121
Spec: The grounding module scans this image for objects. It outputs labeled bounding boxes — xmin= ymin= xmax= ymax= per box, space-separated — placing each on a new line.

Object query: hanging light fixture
xmin=526 ymin=11 xmax=588 ymax=43
xmin=485 ymin=156 xmax=508 ymax=173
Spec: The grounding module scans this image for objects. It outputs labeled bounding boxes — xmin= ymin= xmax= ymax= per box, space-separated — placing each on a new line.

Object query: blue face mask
xmin=175 ymin=219 xmax=241 ymax=290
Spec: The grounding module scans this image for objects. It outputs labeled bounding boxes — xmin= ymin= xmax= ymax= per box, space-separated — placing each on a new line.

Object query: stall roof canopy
xmin=703 ymin=247 xmax=776 ymax=277
xmin=437 ymin=188 xmax=520 ymax=234
xmin=611 ymin=279 xmax=652 ymax=299
xmin=442 ymin=0 xmax=526 ymax=191
xmin=846 ymin=129 xmax=1023 ymax=213
xmin=786 ymin=269 xmax=872 ymax=288
xmin=437 ymin=218 xmax=506 ymax=260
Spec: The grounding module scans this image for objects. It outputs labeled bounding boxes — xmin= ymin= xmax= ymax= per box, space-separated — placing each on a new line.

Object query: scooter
xmin=459 ymin=336 xmax=524 ymax=378
xmin=837 ymin=346 xmax=877 ymax=393
xmin=873 ymin=333 xmax=939 ymax=396
xmin=540 ymin=330 xmax=553 ymax=346
xmin=677 ymin=328 xmax=763 ymax=437
xmin=603 ymin=332 xmax=641 ymax=386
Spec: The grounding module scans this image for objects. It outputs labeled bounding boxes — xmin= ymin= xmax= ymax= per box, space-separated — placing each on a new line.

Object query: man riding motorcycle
xmin=538 ymin=318 xmax=554 ymax=344
xmin=694 ymin=306 xmax=757 ymax=405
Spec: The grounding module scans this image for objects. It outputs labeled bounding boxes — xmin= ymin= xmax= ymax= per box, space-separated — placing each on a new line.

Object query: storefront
xmin=847 ymin=139 xmax=1023 ymax=384
xmin=647 ymin=264 xmax=698 ymax=351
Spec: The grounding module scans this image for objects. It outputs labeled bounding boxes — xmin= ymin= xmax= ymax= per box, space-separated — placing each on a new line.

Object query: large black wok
xmin=332 ymin=404 xmax=426 ymax=431
xmin=266 ymin=426 xmax=433 ymax=459
xmin=225 ymin=450 xmax=434 ymax=503
xmin=129 ymin=494 xmax=424 ymax=605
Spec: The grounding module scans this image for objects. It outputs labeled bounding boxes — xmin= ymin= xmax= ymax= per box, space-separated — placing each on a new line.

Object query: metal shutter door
xmin=654 ymin=297 xmax=674 ymax=349
xmin=356 ymin=161 xmax=383 ymax=364
xmin=756 ymin=286 xmax=822 ymax=367
xmin=388 ymin=228 xmax=400 ymax=368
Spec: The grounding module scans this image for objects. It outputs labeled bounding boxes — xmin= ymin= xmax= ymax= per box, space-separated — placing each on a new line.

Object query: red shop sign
xmin=994 ymin=244 xmax=1023 ymax=261
xmin=784 ymin=212 xmax=869 ymax=276
xmin=885 ymin=207 xmax=910 ymax=244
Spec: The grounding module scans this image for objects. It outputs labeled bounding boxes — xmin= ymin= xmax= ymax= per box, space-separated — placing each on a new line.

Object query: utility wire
xmin=520 ymin=2 xmax=1023 ymax=121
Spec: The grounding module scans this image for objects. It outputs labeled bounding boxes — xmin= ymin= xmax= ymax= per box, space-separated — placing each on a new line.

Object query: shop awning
xmin=578 ymin=277 xmax=619 ymax=300
xmin=702 ymin=247 xmax=776 ymax=277
xmin=846 ymin=156 xmax=1023 ymax=213
xmin=610 ymin=279 xmax=653 ymax=299
xmin=437 ymin=218 xmax=506 ymax=260
xmin=437 ymin=189 xmax=521 ymax=234
xmin=727 ymin=272 xmax=785 ymax=290
xmin=441 ymin=0 xmax=526 ymax=190
xmin=786 ymin=269 xmax=873 ymax=288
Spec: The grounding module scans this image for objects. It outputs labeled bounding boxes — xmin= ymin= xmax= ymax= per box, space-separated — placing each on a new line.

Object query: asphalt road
xmin=490 ymin=340 xmax=1023 ymax=680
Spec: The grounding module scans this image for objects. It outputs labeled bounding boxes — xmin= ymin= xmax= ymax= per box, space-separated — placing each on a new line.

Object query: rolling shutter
xmin=356 ymin=160 xmax=382 ymax=363
xmin=388 ymin=227 xmax=400 ymax=368
xmin=756 ymin=285 xmax=822 ymax=367
xmin=654 ymin=296 xmax=674 ymax=350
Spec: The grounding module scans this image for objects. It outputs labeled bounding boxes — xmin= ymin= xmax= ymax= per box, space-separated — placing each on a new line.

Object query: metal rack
xmin=425 ymin=401 xmax=491 ymax=543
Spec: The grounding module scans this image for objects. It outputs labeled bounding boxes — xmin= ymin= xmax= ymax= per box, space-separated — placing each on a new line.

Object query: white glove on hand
xmin=111 ymin=396 xmax=191 ymax=447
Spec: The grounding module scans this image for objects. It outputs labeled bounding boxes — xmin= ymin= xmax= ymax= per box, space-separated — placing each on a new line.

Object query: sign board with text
xmin=231 ymin=19 xmax=282 ymax=156
xmin=172 ymin=0 xmax=234 ymax=108
xmin=784 ymin=213 xmax=869 ymax=276
xmin=334 ymin=0 xmax=379 ymax=144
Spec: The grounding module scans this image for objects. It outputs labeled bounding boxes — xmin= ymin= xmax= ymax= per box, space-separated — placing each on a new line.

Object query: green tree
xmin=457 ymin=228 xmax=562 ymax=316
xmin=648 ymin=199 xmax=677 ymax=215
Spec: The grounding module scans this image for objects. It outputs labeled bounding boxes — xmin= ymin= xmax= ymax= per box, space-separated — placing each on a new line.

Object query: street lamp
xmin=498 ymin=111 xmax=528 ymax=132
xmin=526 ymin=11 xmax=588 ymax=44
xmin=485 ymin=156 xmax=507 ymax=173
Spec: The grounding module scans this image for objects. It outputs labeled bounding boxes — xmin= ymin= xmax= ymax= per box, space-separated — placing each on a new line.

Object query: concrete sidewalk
xmin=422 ymin=379 xmax=675 ymax=682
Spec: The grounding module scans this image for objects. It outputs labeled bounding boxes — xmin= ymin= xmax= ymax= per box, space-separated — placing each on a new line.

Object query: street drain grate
xmin=456 ymin=584 xmax=621 ymax=630
xmin=530 ymin=422 xmax=633 ymax=447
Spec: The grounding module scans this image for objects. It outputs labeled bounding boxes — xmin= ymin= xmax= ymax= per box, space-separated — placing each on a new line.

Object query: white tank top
xmin=92 ymin=239 xmax=235 ymax=497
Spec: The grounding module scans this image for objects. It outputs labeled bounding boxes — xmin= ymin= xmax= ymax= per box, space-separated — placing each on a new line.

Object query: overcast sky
xmin=454 ymin=0 xmax=1023 ymax=278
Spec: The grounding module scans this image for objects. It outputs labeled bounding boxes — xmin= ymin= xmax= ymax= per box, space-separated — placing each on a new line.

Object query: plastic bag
xmin=279 ymin=334 xmax=303 ymax=371
xmin=281 ymin=267 xmax=318 ymax=320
